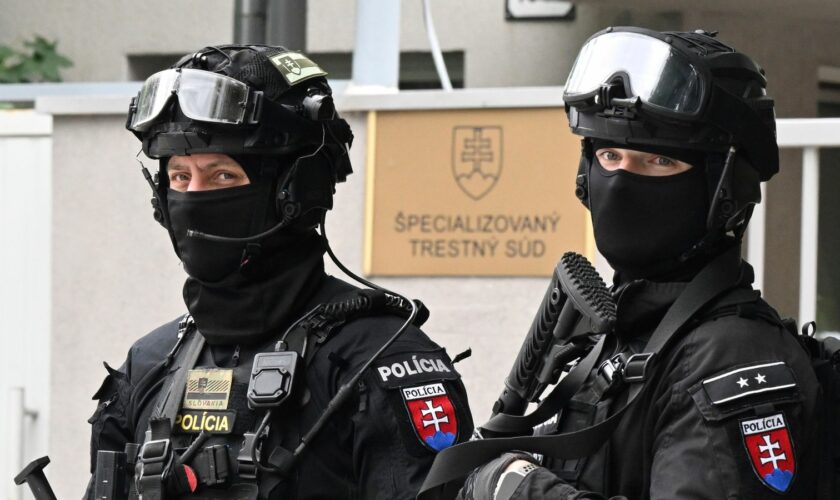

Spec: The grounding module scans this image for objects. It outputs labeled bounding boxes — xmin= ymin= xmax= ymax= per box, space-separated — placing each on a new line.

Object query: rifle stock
xmin=492 ymin=252 xmax=616 ymax=418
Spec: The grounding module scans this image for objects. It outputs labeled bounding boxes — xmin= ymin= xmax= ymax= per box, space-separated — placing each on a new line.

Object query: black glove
xmin=458 ymin=453 xmax=538 ymax=500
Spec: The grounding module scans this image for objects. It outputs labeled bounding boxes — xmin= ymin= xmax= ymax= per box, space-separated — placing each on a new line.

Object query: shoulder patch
xmin=740 ymin=412 xmax=796 ymax=493
xmin=268 ymin=51 xmax=328 ymax=86
xmin=401 ymin=383 xmax=459 ymax=452
xmin=702 ymin=361 xmax=797 ymax=406
xmin=373 ymin=351 xmax=459 ymax=389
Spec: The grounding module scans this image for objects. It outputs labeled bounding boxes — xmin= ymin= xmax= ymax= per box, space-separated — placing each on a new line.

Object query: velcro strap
xmin=189 ymin=445 xmax=230 ymax=486
xmin=237 ymin=433 xmax=258 ymax=480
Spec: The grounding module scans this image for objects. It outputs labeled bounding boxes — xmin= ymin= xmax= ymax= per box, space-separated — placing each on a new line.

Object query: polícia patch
xmin=173 ymin=410 xmax=236 ymax=434
xmin=373 ymin=351 xmax=459 ymax=389
xmin=401 ymin=383 xmax=458 ymax=452
xmin=740 ymin=412 xmax=796 ymax=493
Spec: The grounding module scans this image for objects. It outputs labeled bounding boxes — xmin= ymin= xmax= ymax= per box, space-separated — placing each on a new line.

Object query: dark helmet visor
xmin=564 ymin=31 xmax=706 ymax=115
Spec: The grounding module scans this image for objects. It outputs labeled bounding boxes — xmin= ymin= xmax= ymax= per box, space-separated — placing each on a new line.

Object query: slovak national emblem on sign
xmin=402 ymin=383 xmax=459 ymax=452
xmin=740 ymin=413 xmax=796 ymax=493
xmin=451 ymin=126 xmax=503 ymax=201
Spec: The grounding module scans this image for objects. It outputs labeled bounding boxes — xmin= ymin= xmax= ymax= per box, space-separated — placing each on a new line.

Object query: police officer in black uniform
xmin=85 ymin=45 xmax=472 ymax=499
xmin=451 ymin=28 xmax=820 ymax=499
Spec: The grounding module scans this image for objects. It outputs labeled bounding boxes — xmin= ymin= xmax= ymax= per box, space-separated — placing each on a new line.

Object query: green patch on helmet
xmin=269 ymin=51 xmax=328 ymax=86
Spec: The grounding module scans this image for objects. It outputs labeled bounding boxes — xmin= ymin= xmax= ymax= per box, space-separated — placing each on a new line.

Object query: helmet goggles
xmin=563 ymin=27 xmax=778 ymax=180
xmin=564 ymin=30 xmax=708 ymax=119
xmin=128 ymin=68 xmax=262 ymax=132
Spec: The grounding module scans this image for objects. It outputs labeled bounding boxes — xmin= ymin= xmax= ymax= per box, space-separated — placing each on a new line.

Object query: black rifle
xmin=93 ymin=449 xmax=131 ymax=499
xmin=491 ymin=252 xmax=616 ymax=419
xmin=14 ymin=456 xmax=57 ymax=500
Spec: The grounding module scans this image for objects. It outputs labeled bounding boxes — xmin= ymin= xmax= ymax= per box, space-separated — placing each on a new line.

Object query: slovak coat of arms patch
xmin=401 ymin=383 xmax=458 ymax=452
xmin=740 ymin=412 xmax=796 ymax=493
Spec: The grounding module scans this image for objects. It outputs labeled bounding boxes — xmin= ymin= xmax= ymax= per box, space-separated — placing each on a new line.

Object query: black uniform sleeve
xmin=322 ymin=317 xmax=474 ymax=499
xmin=83 ymin=319 xmax=182 ymax=499
xmin=84 ymin=360 xmax=134 ymax=499
xmin=644 ymin=316 xmax=819 ymax=499
xmin=509 ymin=315 xmax=819 ymax=499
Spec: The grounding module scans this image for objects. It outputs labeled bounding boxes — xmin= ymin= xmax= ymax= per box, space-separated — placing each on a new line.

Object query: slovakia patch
xmin=740 ymin=412 xmax=796 ymax=493
xmin=402 ymin=383 xmax=458 ymax=452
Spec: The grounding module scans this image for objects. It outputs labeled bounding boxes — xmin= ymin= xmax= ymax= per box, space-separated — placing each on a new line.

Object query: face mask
xmin=588 ymin=157 xmax=708 ymax=279
xmin=167 ymin=184 xmax=269 ymax=283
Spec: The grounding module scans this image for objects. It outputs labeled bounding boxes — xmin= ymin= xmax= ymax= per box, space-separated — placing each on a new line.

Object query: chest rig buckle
xmin=595 ymin=352 xmax=655 ymax=396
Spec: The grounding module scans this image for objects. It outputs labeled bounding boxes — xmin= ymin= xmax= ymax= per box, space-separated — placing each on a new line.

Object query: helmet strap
xmin=574 ymin=139 xmax=593 ymax=208
xmin=137 ymin=154 xmax=182 ymax=260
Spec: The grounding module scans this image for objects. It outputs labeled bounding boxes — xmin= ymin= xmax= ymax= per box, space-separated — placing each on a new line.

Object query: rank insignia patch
xmin=183 ymin=368 xmax=233 ymax=410
xmin=702 ymin=361 xmax=797 ymax=406
xmin=740 ymin=412 xmax=796 ymax=493
xmin=402 ymin=383 xmax=458 ymax=452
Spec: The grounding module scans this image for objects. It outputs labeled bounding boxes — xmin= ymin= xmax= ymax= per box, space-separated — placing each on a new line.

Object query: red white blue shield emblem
xmin=402 ymin=383 xmax=458 ymax=452
xmin=740 ymin=413 xmax=796 ymax=493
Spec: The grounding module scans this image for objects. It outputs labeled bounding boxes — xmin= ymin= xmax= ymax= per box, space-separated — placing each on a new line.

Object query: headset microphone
xmin=187 ymin=216 xmax=295 ymax=244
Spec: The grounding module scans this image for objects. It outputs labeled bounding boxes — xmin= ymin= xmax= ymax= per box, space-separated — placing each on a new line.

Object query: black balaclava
xmin=128 ymin=45 xmax=354 ymax=345
xmin=587 ymin=141 xmax=711 ymax=282
xmin=167 ymin=182 xmax=270 ymax=282
xmin=164 ymin=155 xmax=327 ymax=345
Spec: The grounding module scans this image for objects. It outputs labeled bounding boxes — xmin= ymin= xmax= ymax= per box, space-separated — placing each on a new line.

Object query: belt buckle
xmin=597 ymin=354 xmax=623 ymax=384
xmin=139 ymin=439 xmax=171 ymax=464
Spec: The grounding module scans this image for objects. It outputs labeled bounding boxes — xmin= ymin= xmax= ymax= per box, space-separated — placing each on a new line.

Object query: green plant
xmin=0 ymin=35 xmax=73 ymax=83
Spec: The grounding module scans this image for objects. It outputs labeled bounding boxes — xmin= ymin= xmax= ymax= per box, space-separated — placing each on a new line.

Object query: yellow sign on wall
xmin=364 ymin=107 xmax=590 ymax=276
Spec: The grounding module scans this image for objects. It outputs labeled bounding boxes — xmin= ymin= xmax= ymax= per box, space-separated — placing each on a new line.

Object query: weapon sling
xmin=136 ymin=323 xmax=206 ymax=500
xmin=417 ymin=245 xmax=744 ymax=499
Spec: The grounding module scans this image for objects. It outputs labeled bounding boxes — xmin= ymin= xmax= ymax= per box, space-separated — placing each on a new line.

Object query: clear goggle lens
xmin=564 ymin=32 xmax=705 ymax=114
xmin=129 ymin=69 xmax=249 ymax=131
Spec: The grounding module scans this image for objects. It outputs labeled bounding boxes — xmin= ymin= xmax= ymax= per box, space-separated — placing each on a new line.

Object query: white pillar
xmin=747 ymin=184 xmax=767 ymax=293
xmin=799 ymin=147 xmax=819 ymax=325
xmin=350 ymin=0 xmax=401 ymax=92
xmin=0 ymin=111 xmax=52 ymax=500
xmin=7 ymin=388 xmax=24 ymax=500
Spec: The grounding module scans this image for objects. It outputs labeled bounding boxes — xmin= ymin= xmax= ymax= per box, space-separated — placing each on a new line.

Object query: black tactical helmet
xmin=564 ymin=27 xmax=777 ymax=238
xmin=128 ymin=44 xmax=353 ymax=162
xmin=127 ymin=44 xmax=354 ymax=233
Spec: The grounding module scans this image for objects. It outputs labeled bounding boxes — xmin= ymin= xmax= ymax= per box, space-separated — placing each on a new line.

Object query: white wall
xmin=0 ymin=0 xmax=603 ymax=88
xmin=307 ymin=0 xmax=604 ymax=88
xmin=0 ymin=111 xmax=52 ymax=500
xmin=46 ymin=107 xmax=188 ymax=498
xmin=0 ymin=0 xmax=233 ymax=82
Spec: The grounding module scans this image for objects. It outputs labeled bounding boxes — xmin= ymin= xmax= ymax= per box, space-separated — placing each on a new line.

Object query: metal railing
xmin=748 ymin=118 xmax=840 ymax=327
